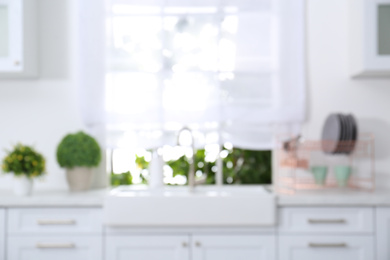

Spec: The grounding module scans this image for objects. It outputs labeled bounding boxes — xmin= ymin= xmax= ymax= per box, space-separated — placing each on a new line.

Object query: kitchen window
xmin=76 ymin=0 xmax=305 ymax=185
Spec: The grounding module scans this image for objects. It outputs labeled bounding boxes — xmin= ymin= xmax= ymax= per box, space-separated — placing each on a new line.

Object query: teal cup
xmin=311 ymin=166 xmax=328 ymax=186
xmin=334 ymin=166 xmax=352 ymax=187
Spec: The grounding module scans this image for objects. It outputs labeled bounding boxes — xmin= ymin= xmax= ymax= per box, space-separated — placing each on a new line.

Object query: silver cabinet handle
xmin=308 ymin=219 xmax=346 ymax=224
xmin=309 ymin=243 xmax=347 ymax=248
xmin=195 ymin=241 xmax=201 ymax=247
xmin=37 ymin=220 xmax=76 ymax=225
xmin=182 ymin=242 xmax=188 ymax=248
xmin=36 ymin=243 xmax=75 ymax=249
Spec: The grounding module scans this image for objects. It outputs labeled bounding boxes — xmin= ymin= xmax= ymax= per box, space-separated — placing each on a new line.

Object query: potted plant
xmin=56 ymin=131 xmax=101 ymax=191
xmin=2 ymin=144 xmax=46 ymax=196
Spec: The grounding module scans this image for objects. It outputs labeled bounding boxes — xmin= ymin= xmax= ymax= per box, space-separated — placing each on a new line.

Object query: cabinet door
xmin=192 ymin=235 xmax=275 ymax=260
xmin=350 ymin=0 xmax=390 ymax=77
xmin=279 ymin=235 xmax=374 ymax=260
xmin=0 ymin=0 xmax=37 ymax=77
xmin=106 ymin=235 xmax=190 ymax=260
xmin=7 ymin=236 xmax=102 ymax=260
xmin=0 ymin=0 xmax=23 ymax=72
xmin=376 ymin=207 xmax=390 ymax=260
xmin=0 ymin=209 xmax=4 ymax=260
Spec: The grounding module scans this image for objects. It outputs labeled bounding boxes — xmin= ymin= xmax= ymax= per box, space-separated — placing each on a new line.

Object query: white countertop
xmin=277 ymin=189 xmax=390 ymax=206
xmin=0 ymin=187 xmax=390 ymax=207
xmin=0 ymin=189 xmax=108 ymax=207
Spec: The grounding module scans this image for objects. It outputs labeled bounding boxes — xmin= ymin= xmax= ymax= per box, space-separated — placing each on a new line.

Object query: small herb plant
xmin=56 ymin=131 xmax=101 ymax=169
xmin=2 ymin=144 xmax=46 ymax=178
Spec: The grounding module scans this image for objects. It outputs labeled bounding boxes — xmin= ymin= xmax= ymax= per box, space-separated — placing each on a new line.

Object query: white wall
xmin=1 ymin=0 xmax=390 ymax=191
xmin=0 ymin=0 xmax=85 ymax=190
xmin=302 ymin=0 xmax=390 ymax=188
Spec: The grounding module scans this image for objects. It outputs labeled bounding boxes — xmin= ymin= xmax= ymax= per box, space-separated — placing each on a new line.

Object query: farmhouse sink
xmin=103 ymin=185 xmax=276 ymax=227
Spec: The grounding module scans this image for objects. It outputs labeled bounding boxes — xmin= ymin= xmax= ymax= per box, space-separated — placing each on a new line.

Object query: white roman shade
xmin=76 ymin=0 xmax=306 ymax=150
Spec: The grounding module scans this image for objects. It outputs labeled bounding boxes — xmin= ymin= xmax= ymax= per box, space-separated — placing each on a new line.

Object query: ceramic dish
xmin=321 ymin=114 xmax=342 ymax=154
xmin=322 ymin=113 xmax=358 ymax=154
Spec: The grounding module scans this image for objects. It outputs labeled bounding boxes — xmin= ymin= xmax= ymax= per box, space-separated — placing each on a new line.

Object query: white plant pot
xmin=66 ymin=167 xmax=93 ymax=192
xmin=13 ymin=175 xmax=33 ymax=196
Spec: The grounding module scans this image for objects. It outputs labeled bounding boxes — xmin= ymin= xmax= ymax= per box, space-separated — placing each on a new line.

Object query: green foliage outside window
xmin=222 ymin=148 xmax=272 ymax=184
xmin=111 ymin=171 xmax=133 ymax=186
xmin=167 ymin=148 xmax=271 ymax=185
xmin=110 ymin=146 xmax=272 ymax=186
xmin=111 ymin=155 xmax=149 ymax=186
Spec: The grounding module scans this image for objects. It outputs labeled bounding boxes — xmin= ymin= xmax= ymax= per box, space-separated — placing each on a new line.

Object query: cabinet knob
xmin=182 ymin=242 xmax=188 ymax=248
xmin=195 ymin=241 xmax=201 ymax=247
xmin=14 ymin=61 xmax=20 ymax=66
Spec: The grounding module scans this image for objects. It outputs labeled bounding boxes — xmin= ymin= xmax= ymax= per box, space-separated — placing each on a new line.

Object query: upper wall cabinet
xmin=350 ymin=0 xmax=390 ymax=77
xmin=0 ymin=0 xmax=37 ymax=78
xmin=0 ymin=0 xmax=22 ymax=72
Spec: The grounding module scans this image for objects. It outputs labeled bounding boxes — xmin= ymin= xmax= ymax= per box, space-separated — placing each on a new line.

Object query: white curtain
xmin=78 ymin=0 xmax=306 ymax=150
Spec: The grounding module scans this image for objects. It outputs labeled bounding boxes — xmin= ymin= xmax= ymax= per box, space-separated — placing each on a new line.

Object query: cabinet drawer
xmin=7 ymin=208 xmax=102 ymax=235
xmin=278 ymin=235 xmax=374 ymax=260
xmin=278 ymin=207 xmax=374 ymax=234
xmin=7 ymin=235 xmax=102 ymax=260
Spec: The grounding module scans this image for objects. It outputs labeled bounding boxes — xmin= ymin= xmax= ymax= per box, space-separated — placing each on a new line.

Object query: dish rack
xmin=274 ymin=133 xmax=375 ymax=194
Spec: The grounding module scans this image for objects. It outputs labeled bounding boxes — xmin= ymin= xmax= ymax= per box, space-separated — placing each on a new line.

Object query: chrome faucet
xmin=177 ymin=126 xmax=196 ymax=192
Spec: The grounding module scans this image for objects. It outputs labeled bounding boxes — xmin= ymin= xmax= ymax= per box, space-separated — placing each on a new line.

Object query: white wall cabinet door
xmin=106 ymin=235 xmax=190 ymax=260
xmin=350 ymin=0 xmax=390 ymax=77
xmin=376 ymin=207 xmax=390 ymax=260
xmin=7 ymin=236 xmax=102 ymax=260
xmin=279 ymin=235 xmax=374 ymax=260
xmin=0 ymin=0 xmax=37 ymax=77
xmin=192 ymin=235 xmax=276 ymax=260
xmin=0 ymin=209 xmax=5 ymax=260
xmin=0 ymin=0 xmax=22 ymax=72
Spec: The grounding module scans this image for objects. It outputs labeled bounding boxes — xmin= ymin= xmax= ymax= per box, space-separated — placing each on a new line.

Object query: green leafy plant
xmin=135 ymin=154 xmax=149 ymax=170
xmin=56 ymin=131 xmax=101 ymax=169
xmin=111 ymin=171 xmax=133 ymax=186
xmin=2 ymin=144 xmax=46 ymax=178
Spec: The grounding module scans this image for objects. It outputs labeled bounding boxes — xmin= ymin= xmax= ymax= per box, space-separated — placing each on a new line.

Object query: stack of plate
xmin=321 ymin=113 xmax=358 ymax=154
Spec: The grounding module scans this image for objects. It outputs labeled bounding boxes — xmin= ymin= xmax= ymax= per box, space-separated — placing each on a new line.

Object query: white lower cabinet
xmin=0 ymin=206 xmax=387 ymax=260
xmin=5 ymin=208 xmax=103 ymax=260
xmin=192 ymin=235 xmax=275 ymax=260
xmin=7 ymin=236 xmax=102 ymax=260
xmin=105 ymin=234 xmax=276 ymax=260
xmin=278 ymin=235 xmax=374 ymax=260
xmin=278 ymin=206 xmax=375 ymax=260
xmin=105 ymin=235 xmax=190 ymax=260
xmin=0 ymin=209 xmax=5 ymax=260
xmin=376 ymin=207 xmax=390 ymax=260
